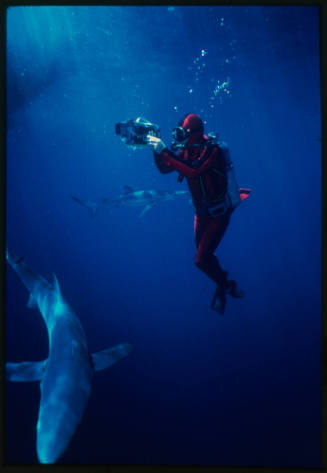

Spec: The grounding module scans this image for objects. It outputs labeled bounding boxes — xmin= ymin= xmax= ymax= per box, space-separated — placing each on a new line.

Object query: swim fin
xmin=211 ymin=283 xmax=226 ymax=315
xmin=226 ymin=280 xmax=245 ymax=298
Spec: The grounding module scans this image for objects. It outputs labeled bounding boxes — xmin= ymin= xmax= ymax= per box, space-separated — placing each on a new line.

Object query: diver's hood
xmin=182 ymin=113 xmax=204 ymax=144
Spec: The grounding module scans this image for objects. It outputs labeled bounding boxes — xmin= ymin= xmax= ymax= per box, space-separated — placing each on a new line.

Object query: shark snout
xmin=37 ymin=415 xmax=77 ymax=464
xmin=37 ymin=436 xmax=61 ymax=464
xmin=37 ymin=451 xmax=56 ymax=465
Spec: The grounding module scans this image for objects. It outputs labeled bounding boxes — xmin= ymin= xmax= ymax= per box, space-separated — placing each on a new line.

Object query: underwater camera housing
xmin=115 ymin=117 xmax=160 ymax=149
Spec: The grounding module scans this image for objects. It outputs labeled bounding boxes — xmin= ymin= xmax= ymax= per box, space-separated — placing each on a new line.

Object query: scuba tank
xmin=217 ymin=140 xmax=241 ymax=210
xmin=174 ymin=132 xmax=242 ymax=214
xmin=196 ymin=133 xmax=242 ymax=211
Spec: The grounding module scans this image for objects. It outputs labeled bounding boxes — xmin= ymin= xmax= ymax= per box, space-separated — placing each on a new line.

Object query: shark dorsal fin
xmin=123 ymin=185 xmax=134 ymax=194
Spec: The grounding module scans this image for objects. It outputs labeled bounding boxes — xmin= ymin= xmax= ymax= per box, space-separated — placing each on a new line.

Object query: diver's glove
xmin=146 ymin=135 xmax=166 ymax=154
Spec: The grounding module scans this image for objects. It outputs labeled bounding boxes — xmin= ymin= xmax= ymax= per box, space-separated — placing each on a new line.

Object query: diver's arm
xmin=148 ymin=136 xmax=222 ymax=177
xmin=159 ymin=146 xmax=221 ymax=178
xmin=147 ymin=135 xmax=175 ymax=174
xmin=153 ymin=151 xmax=175 ymax=174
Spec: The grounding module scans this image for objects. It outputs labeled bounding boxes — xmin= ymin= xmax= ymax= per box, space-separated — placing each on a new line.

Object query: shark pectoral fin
xmin=139 ymin=203 xmax=155 ymax=217
xmin=91 ymin=343 xmax=133 ymax=372
xmin=27 ymin=293 xmax=37 ymax=309
xmin=6 ymin=360 xmax=48 ymax=382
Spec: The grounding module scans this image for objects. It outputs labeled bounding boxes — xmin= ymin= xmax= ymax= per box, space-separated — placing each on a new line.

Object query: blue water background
xmin=5 ymin=5 xmax=321 ymax=466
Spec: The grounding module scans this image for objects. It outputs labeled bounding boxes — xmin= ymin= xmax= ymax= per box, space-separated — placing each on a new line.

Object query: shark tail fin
xmin=91 ymin=343 xmax=133 ymax=372
xmin=6 ymin=360 xmax=48 ymax=382
xmin=71 ymin=195 xmax=98 ymax=218
xmin=6 ymin=248 xmax=24 ymax=267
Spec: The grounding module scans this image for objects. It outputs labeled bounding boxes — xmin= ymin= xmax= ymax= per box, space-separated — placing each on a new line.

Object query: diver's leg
xmin=194 ymin=213 xmax=230 ymax=285
xmin=194 ymin=213 xmax=231 ymax=315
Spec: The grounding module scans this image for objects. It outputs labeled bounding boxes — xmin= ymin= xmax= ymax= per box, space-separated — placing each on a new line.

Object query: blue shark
xmin=6 ymin=249 xmax=132 ymax=464
xmin=72 ymin=185 xmax=188 ymax=217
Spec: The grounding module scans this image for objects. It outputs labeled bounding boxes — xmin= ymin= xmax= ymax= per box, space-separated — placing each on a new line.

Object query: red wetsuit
xmin=154 ymin=137 xmax=232 ymax=286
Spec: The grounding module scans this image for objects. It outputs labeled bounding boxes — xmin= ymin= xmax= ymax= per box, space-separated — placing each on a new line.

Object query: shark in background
xmin=71 ymin=185 xmax=188 ymax=217
xmin=6 ymin=249 xmax=132 ymax=464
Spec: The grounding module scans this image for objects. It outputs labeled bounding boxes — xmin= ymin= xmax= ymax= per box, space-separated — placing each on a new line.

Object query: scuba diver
xmin=146 ymin=113 xmax=251 ymax=315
